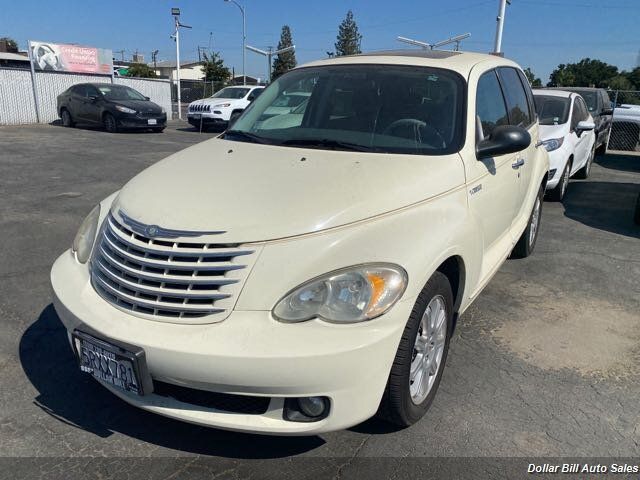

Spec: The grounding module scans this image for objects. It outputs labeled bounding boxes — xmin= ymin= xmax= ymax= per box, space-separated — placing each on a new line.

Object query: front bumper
xmin=545 ymin=145 xmax=571 ymax=189
xmin=187 ymin=113 xmax=228 ymax=128
xmin=116 ymin=112 xmax=167 ymax=129
xmin=51 ymin=250 xmax=410 ymax=435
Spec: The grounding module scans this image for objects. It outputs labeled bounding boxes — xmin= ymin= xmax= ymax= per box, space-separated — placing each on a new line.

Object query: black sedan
xmin=56 ymin=83 xmax=167 ymax=133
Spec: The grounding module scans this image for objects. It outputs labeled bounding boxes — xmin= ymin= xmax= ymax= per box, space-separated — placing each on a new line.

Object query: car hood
xmin=112 ymin=138 xmax=465 ymax=243
xmin=538 ymin=123 xmax=568 ymax=141
xmin=113 ymin=100 xmax=162 ymax=113
xmin=193 ymin=97 xmax=244 ymax=106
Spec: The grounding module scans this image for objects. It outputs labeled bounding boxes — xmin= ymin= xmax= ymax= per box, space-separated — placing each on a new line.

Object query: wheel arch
xmin=434 ymin=255 xmax=466 ymax=331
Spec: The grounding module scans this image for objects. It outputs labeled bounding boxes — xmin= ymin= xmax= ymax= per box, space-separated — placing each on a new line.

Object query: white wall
xmin=0 ymin=67 xmax=173 ymax=125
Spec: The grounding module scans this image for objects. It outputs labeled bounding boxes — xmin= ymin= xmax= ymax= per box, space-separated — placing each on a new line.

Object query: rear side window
xmin=601 ymin=90 xmax=611 ymax=110
xmin=476 ymin=70 xmax=509 ymax=139
xmin=497 ymin=67 xmax=533 ymax=128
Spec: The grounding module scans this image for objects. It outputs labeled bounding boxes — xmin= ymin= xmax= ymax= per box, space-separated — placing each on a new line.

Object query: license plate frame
xmin=189 ymin=114 xmax=201 ymax=120
xmin=72 ymin=330 xmax=153 ymax=396
xmin=147 ymin=118 xmax=158 ymax=125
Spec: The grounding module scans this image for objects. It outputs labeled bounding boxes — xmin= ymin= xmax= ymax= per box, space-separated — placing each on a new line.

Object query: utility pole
xmin=171 ymin=7 xmax=191 ymax=120
xmin=151 ymin=49 xmax=159 ymax=69
xmin=493 ymin=0 xmax=511 ymax=55
xmin=224 ymin=0 xmax=246 ymax=85
xmin=246 ymin=44 xmax=295 ymax=84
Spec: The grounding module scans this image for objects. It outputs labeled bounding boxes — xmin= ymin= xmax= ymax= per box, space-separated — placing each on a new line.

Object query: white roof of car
xmin=533 ymin=89 xmax=575 ymax=99
xmin=300 ymin=49 xmax=520 ymax=75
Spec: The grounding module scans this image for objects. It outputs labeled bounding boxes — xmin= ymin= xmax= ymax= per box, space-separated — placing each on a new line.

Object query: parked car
xmin=547 ymin=87 xmax=612 ymax=154
xmin=57 ymin=83 xmax=167 ymax=133
xmin=609 ymin=104 xmax=640 ymax=151
xmin=187 ymin=86 xmax=264 ymax=130
xmin=51 ymin=50 xmax=548 ymax=435
xmin=533 ymin=90 xmax=596 ymax=201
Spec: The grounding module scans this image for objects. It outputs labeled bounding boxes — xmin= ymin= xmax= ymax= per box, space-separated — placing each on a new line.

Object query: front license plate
xmin=147 ymin=118 xmax=157 ymax=125
xmin=72 ymin=331 xmax=146 ymax=395
xmin=189 ymin=114 xmax=201 ymax=120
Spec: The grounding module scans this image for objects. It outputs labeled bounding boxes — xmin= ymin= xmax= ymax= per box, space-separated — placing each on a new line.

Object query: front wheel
xmin=61 ymin=109 xmax=74 ymax=128
xmin=103 ymin=113 xmax=118 ymax=133
xmin=377 ymin=271 xmax=453 ymax=427
xmin=511 ymin=184 xmax=544 ymax=259
xmin=547 ymin=160 xmax=570 ymax=202
xmin=575 ymin=145 xmax=595 ymax=179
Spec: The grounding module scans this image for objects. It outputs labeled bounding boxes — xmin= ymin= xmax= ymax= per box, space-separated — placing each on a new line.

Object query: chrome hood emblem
xmin=118 ymin=211 xmax=226 ymax=239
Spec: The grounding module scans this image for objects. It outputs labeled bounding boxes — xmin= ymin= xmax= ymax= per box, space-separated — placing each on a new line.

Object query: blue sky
xmin=4 ymin=0 xmax=639 ymax=83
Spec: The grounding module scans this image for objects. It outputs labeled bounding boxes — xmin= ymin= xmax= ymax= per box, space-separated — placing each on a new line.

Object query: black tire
xmin=228 ymin=110 xmax=243 ymax=127
xmin=103 ymin=113 xmax=118 ymax=133
xmin=511 ymin=184 xmax=544 ymax=259
xmin=60 ymin=109 xmax=74 ymax=128
xmin=546 ymin=160 xmax=570 ymax=202
xmin=575 ymin=145 xmax=595 ymax=179
xmin=377 ymin=271 xmax=453 ymax=427
xmin=595 ymin=140 xmax=607 ymax=156
xmin=634 ymin=193 xmax=640 ymax=226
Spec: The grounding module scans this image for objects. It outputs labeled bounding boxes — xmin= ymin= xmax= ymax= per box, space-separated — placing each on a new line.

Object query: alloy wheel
xmin=529 ymin=195 xmax=541 ymax=247
xmin=410 ymin=295 xmax=447 ymax=404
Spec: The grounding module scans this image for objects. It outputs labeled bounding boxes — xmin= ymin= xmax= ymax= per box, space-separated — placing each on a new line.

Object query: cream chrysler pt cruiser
xmin=51 ymin=50 xmax=549 ymax=435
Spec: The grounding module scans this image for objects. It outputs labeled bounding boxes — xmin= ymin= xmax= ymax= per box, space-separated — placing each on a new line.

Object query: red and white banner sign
xmin=29 ymin=41 xmax=113 ymax=74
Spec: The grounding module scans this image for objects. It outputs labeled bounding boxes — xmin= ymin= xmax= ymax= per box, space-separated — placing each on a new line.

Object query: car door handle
xmin=512 ymin=158 xmax=525 ymax=169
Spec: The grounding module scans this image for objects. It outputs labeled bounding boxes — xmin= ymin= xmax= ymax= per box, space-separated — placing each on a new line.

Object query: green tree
xmin=0 ymin=36 xmax=18 ymax=52
xmin=547 ymin=58 xmax=618 ymax=87
xmin=334 ymin=10 xmax=362 ymax=56
xmin=622 ymin=66 xmax=640 ymax=90
xmin=202 ymin=51 xmax=231 ymax=82
xmin=272 ymin=25 xmax=297 ymax=80
xmin=125 ymin=63 xmax=156 ymax=78
xmin=608 ymin=74 xmax=633 ymax=91
xmin=523 ymin=67 xmax=542 ymax=87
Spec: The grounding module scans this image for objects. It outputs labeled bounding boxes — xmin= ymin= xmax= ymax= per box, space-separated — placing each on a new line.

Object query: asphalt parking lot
xmin=0 ymin=122 xmax=639 ymax=478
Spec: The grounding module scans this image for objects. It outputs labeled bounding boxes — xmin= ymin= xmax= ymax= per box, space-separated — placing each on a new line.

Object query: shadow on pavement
xmin=595 ymin=153 xmax=640 ymax=174
xmin=563 ymin=181 xmax=640 ymax=239
xmin=20 ymin=305 xmax=325 ymax=458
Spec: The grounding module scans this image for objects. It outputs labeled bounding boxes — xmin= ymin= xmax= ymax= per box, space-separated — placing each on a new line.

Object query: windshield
xmin=534 ymin=95 xmax=570 ymax=125
xmin=97 ymin=85 xmax=146 ymax=101
xmin=211 ymin=87 xmax=250 ymax=99
xmin=227 ymin=65 xmax=465 ymax=155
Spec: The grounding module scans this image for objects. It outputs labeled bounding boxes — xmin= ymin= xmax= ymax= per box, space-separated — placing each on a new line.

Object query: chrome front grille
xmin=90 ymin=213 xmax=257 ymax=323
xmin=189 ymin=104 xmax=210 ymax=113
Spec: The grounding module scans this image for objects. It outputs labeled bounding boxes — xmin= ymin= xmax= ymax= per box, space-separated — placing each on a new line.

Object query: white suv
xmin=187 ymin=85 xmax=264 ymax=130
xmin=51 ymin=50 xmax=549 ymax=435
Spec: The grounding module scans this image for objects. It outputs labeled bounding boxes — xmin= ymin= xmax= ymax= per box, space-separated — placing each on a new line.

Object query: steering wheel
xmin=382 ymin=118 xmax=446 ymax=148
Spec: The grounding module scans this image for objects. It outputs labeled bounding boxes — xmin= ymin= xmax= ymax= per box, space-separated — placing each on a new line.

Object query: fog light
xmin=548 ymin=168 xmax=557 ymax=179
xmin=283 ymin=396 xmax=330 ymax=422
xmin=298 ymin=397 xmax=326 ymax=418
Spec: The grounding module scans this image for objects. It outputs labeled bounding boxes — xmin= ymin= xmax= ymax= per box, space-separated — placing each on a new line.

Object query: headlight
xmin=213 ymin=103 xmax=231 ymax=108
xmin=115 ymin=105 xmax=136 ymax=114
xmin=72 ymin=205 xmax=101 ymax=264
xmin=273 ymin=264 xmax=408 ymax=324
xmin=542 ymin=137 xmax=564 ymax=152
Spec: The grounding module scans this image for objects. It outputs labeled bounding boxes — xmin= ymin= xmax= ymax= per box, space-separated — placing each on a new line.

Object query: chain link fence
xmin=607 ymin=90 xmax=640 ymax=154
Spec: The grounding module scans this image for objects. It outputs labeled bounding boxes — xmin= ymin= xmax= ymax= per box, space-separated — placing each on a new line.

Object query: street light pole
xmin=171 ymin=8 xmax=191 ymax=120
xmin=493 ymin=0 xmax=510 ymax=55
xmin=246 ymin=44 xmax=295 ymax=84
xmin=224 ymin=0 xmax=246 ymax=85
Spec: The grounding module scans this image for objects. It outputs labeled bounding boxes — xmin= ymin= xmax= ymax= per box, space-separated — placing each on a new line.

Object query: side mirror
xmin=601 ymin=108 xmax=613 ymax=116
xmin=476 ymin=125 xmax=531 ymax=160
xmin=576 ymin=120 xmax=595 ymax=131
xmin=144 ymin=96 xmax=150 ymax=101
xmin=88 ymin=95 xmax=98 ymax=102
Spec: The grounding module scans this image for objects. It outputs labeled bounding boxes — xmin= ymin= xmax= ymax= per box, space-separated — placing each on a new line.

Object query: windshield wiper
xmin=223 ymin=130 xmax=270 ymax=144
xmin=281 ymin=138 xmax=372 ymax=152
